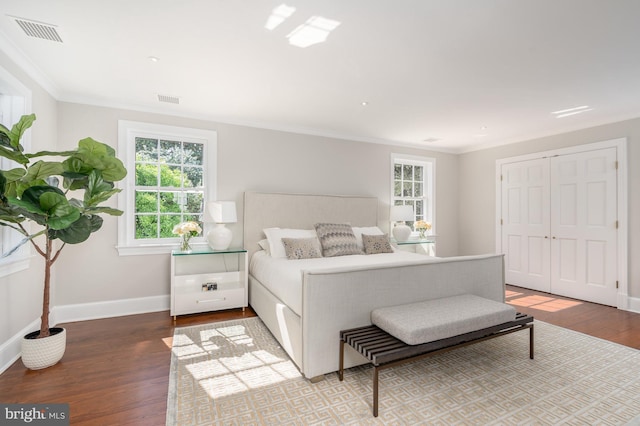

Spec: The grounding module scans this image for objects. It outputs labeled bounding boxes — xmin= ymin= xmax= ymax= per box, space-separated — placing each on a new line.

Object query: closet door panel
xmin=550 ymin=148 xmax=617 ymax=306
xmin=501 ymin=158 xmax=550 ymax=292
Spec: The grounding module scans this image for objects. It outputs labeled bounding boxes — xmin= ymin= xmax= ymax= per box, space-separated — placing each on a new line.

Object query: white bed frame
xmin=243 ymin=191 xmax=505 ymax=380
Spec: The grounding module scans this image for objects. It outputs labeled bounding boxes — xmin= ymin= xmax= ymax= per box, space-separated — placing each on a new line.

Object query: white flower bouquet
xmin=172 ymin=221 xmax=202 ymax=252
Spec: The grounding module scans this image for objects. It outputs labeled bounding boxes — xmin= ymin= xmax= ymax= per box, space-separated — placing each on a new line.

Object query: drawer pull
xmin=197 ymin=298 xmax=226 ymax=304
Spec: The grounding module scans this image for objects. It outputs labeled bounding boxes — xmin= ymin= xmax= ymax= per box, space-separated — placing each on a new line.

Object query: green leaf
xmin=50 ymin=215 xmax=92 ymax=244
xmin=39 ymin=192 xmax=81 ymax=230
xmin=88 ymin=215 xmax=103 ymax=233
xmin=25 ymin=149 xmax=78 ymax=158
xmin=23 ymin=161 xmax=64 ymax=183
xmin=8 ymin=196 xmax=45 ymax=215
xmin=2 ymin=168 xmax=27 ymax=182
xmin=86 ymin=188 xmax=121 ymax=208
xmin=7 ymin=114 xmax=35 ymax=149
xmin=0 ymin=145 xmax=29 ymax=165
xmin=62 ymin=157 xmax=92 ymax=176
xmin=85 ymin=206 xmax=123 ymax=216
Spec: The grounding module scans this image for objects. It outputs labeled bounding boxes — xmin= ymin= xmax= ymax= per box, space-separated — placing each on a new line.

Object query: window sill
xmin=116 ymin=242 xmax=210 ymax=256
xmin=0 ymin=256 xmax=31 ymax=278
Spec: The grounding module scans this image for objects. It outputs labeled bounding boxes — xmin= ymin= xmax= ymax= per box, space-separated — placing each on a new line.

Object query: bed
xmin=243 ymin=191 xmax=505 ymax=380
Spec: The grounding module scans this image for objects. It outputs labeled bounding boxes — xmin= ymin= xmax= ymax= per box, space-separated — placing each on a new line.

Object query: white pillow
xmin=263 ymin=228 xmax=318 ymax=258
xmin=257 ymin=239 xmax=271 ymax=255
xmin=352 ymin=226 xmax=384 ymax=249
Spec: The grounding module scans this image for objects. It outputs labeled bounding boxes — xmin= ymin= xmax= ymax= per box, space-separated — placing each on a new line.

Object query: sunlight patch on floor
xmin=172 ymin=323 xmax=303 ymax=399
xmin=507 ymin=294 xmax=583 ymax=312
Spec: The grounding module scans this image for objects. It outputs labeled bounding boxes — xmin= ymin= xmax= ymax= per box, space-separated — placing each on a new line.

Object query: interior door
xmin=550 ymin=148 xmax=618 ymax=306
xmin=501 ymin=158 xmax=551 ymax=292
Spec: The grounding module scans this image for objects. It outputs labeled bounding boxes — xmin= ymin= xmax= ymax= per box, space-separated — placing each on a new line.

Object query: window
xmin=117 ymin=121 xmax=217 ymax=255
xmin=0 ymin=66 xmax=32 ymax=277
xmin=391 ymin=154 xmax=435 ymax=233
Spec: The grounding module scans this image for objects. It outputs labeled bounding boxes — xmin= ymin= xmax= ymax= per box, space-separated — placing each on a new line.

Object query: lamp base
xmin=392 ymin=224 xmax=411 ymax=242
xmin=207 ymin=224 xmax=232 ymax=250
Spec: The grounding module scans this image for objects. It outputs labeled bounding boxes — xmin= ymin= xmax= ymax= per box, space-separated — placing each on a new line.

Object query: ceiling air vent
xmin=12 ymin=16 xmax=63 ymax=43
xmin=158 ymin=94 xmax=180 ymax=104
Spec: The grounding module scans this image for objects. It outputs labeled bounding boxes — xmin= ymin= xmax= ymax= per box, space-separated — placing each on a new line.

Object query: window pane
xmin=183 ymin=166 xmax=203 ymax=187
xmin=414 ymin=182 xmax=423 ymax=197
xmin=135 ymin=138 xmax=158 ymax=161
xmin=403 ymin=182 xmax=412 ymax=197
xmin=159 ymin=215 xmax=181 ymax=238
xmin=415 ymin=200 xmax=423 ymax=216
xmin=135 ymin=191 xmax=157 ymax=213
xmin=394 ymin=164 xmax=402 ymax=180
xmin=403 ymin=164 xmax=412 ymax=180
xmin=185 ymin=192 xmax=204 ymax=213
xmin=394 ymin=181 xmax=402 ymax=197
xmin=135 ymin=164 xmax=158 ymax=186
xmin=159 ymin=140 xmax=182 ymax=164
xmin=135 ymin=215 xmax=158 ymax=239
xmin=160 ymin=165 xmax=184 ymax=187
xmin=183 ymin=142 xmax=204 ymax=166
xmin=414 ymin=166 xmax=423 ymax=181
xmin=159 ymin=191 xmax=183 ymax=213
xmin=184 ymin=214 xmax=202 ymax=224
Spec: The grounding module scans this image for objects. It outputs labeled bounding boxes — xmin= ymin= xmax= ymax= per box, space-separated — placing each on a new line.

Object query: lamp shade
xmin=205 ymin=201 xmax=237 ymax=224
xmin=390 ymin=205 xmax=414 ymax=222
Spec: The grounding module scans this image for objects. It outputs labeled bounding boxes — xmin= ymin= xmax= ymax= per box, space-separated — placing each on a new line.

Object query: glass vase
xmin=180 ymin=235 xmax=192 ymax=253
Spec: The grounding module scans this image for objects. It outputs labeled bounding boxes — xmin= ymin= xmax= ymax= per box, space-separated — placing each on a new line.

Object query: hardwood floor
xmin=0 ymin=288 xmax=638 ymax=425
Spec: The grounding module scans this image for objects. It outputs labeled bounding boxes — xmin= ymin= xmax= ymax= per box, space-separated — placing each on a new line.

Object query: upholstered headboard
xmin=243 ymin=192 xmax=378 ymax=260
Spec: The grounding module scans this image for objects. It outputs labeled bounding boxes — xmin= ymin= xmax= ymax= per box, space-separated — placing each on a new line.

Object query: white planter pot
xmin=21 ymin=327 xmax=66 ymax=370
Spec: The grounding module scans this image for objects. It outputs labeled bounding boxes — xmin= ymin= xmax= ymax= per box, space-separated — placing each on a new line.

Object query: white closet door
xmin=501 ymin=158 xmax=551 ymax=292
xmin=550 ymin=148 xmax=618 ymax=305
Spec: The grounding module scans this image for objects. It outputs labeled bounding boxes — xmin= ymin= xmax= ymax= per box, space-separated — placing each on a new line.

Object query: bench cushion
xmin=371 ymin=294 xmax=517 ymax=345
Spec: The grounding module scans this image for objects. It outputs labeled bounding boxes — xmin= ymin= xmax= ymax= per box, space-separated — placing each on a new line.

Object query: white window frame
xmin=0 ymin=66 xmax=33 ymax=277
xmin=390 ymin=153 xmax=436 ymax=235
xmin=117 ymin=121 xmax=217 ymax=256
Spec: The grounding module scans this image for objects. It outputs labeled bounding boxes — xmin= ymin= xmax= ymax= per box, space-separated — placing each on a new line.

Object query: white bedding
xmin=250 ymin=250 xmax=436 ymax=316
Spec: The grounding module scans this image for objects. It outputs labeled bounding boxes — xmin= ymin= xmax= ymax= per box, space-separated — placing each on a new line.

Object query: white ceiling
xmin=1 ymin=0 xmax=640 ymax=153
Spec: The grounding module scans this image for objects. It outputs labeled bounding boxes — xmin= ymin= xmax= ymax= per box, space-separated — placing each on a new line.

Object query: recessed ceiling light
xmin=552 ymin=105 xmax=593 ymax=118
xmin=287 ymin=16 xmax=341 ymax=48
xmin=480 ymin=126 xmax=488 ymax=130
xmin=361 ymin=101 xmax=369 ymax=106
xmin=148 ymin=56 xmax=159 ymax=62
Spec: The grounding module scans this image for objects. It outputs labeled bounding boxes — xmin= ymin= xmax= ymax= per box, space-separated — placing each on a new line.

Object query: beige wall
xmin=0 ymin=50 xmax=57 ymax=358
xmin=458 ymin=118 xmax=640 ymax=299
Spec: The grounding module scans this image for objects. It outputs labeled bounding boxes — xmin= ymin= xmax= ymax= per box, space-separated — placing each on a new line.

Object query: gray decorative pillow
xmin=281 ymin=237 xmax=322 ymax=260
xmin=314 ymin=223 xmax=364 ymax=257
xmin=362 ymin=233 xmax=393 ymax=254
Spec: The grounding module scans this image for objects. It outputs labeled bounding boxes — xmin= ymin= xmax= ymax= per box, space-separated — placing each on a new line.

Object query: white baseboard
xmin=52 ymin=295 xmax=170 ymax=324
xmin=0 ymin=318 xmax=40 ymax=375
xmin=0 ymin=295 xmax=170 ymax=375
xmin=627 ymin=295 xmax=640 ymax=314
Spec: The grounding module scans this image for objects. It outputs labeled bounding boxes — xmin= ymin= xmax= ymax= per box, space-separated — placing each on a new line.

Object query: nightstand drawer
xmin=174 ymin=288 xmax=244 ymax=315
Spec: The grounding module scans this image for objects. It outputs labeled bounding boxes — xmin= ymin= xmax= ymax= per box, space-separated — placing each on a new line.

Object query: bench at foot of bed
xmin=338 ymin=294 xmax=534 ymax=417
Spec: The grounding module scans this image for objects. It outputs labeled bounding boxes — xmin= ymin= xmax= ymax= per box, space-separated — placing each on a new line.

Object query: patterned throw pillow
xmin=281 ymin=237 xmax=322 ymax=260
xmin=314 ymin=223 xmax=364 ymax=257
xmin=362 ymin=233 xmax=393 ymax=254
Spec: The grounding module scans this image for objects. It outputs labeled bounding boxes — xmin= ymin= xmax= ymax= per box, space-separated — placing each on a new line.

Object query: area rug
xmin=166 ymin=317 xmax=640 ymax=425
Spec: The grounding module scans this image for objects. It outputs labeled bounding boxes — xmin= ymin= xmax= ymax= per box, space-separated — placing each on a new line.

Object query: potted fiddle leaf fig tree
xmin=0 ymin=113 xmax=127 ymax=369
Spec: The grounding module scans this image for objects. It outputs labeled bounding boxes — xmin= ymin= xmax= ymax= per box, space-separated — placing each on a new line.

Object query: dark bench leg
xmin=373 ymin=366 xmax=379 ymax=417
xmin=530 ymin=324 xmax=534 ymax=359
xmin=338 ymin=340 xmax=344 ymax=381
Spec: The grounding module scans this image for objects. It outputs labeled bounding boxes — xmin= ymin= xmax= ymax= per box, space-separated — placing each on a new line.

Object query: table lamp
xmin=390 ymin=205 xmax=413 ymax=242
xmin=205 ymin=201 xmax=237 ymax=250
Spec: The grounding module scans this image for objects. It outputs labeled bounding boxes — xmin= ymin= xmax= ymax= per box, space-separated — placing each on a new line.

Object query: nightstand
xmin=170 ymin=247 xmax=248 ymax=320
xmin=392 ymin=238 xmax=436 ymax=256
